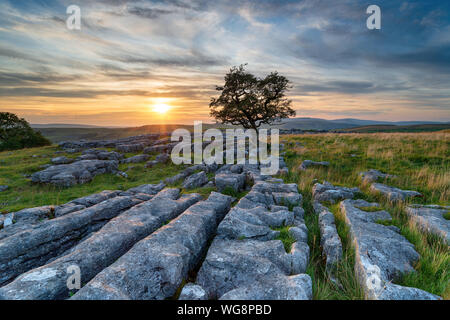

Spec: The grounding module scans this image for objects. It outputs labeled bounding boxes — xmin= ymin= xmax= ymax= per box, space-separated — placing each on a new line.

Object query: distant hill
xmin=337 ymin=124 xmax=450 ymax=133
xmin=34 ymin=118 xmax=450 ymax=142
xmin=267 ymin=117 xmax=446 ymax=130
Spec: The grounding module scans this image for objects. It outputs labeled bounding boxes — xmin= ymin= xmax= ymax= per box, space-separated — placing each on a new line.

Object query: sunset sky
xmin=0 ymin=0 xmax=449 ymax=126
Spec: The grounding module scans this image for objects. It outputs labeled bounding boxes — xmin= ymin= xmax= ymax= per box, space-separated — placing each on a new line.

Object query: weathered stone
xmin=360 ymin=169 xmax=396 ymax=183
xmin=79 ymin=149 xmax=124 ymax=161
xmin=405 ymin=205 xmax=450 ymax=245
xmin=0 ymin=189 xmax=202 ymax=300
xmin=0 ymin=196 xmax=138 ymax=286
xmin=313 ymin=181 xmax=360 ymax=204
xmin=72 ymin=192 xmax=232 ymax=300
xmin=155 ymin=153 xmax=170 ymax=163
xmin=31 ymin=160 xmax=119 ymax=187
xmin=145 ymin=160 xmax=159 ymax=168
xmin=51 ymin=157 xmax=73 ymax=165
xmin=340 ymin=199 xmax=439 ymax=300
xmin=195 ymin=181 xmax=311 ymax=300
xmin=370 ymin=183 xmax=422 ymax=202
xmin=59 ymin=134 xmax=159 ymax=150
xmin=313 ymin=201 xmax=342 ymax=272
xmin=299 ymin=160 xmax=329 ymax=171
xmin=164 ymin=172 xmax=189 ymax=185
xmin=196 ymin=239 xmax=311 ymax=300
xmin=215 ymin=173 xmax=245 ymax=193
xmin=126 ymin=183 xmax=165 ymax=195
xmin=179 ymin=284 xmax=208 ymax=300
xmin=120 ymin=154 xmax=150 ymax=164
xmin=182 ymin=171 xmax=208 ymax=189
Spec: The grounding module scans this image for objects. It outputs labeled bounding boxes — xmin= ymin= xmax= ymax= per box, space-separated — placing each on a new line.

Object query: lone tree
xmin=0 ymin=112 xmax=51 ymax=151
xmin=210 ymin=64 xmax=296 ymax=131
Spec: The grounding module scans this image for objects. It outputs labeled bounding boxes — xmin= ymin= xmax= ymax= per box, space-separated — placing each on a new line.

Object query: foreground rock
xmin=313 ymin=202 xmax=343 ymax=272
xmin=299 ymin=160 xmax=329 ymax=171
xmin=194 ymin=181 xmax=312 ymax=300
xmin=72 ymin=192 xmax=232 ymax=300
xmin=0 ymin=196 xmax=140 ymax=286
xmin=179 ymin=284 xmax=208 ymax=300
xmin=51 ymin=156 xmax=73 ymax=165
xmin=340 ymin=199 xmax=439 ymax=300
xmin=31 ymin=160 xmax=118 ymax=186
xmin=405 ymin=205 xmax=450 ymax=245
xmin=76 ymin=149 xmax=123 ymax=161
xmin=59 ymin=134 xmax=160 ymax=151
xmin=182 ymin=171 xmax=208 ymax=189
xmin=0 ymin=188 xmax=202 ymax=300
xmin=215 ymin=172 xmax=245 ymax=193
xmin=359 ymin=169 xmax=396 ymax=183
xmin=370 ymin=183 xmax=422 ymax=202
xmin=313 ymin=181 xmax=360 ymax=204
xmin=120 ymin=154 xmax=149 ymax=164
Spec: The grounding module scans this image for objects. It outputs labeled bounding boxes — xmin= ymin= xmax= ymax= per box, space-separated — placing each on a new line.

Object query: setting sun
xmin=152 ymin=103 xmax=171 ymax=114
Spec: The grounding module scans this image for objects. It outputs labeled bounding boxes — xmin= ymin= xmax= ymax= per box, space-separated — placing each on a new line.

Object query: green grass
xmin=280 ymin=131 xmax=449 ymax=299
xmin=444 ymin=211 xmax=450 ymax=220
xmin=272 ymin=225 xmax=296 ymax=253
xmin=0 ymin=145 xmax=184 ymax=213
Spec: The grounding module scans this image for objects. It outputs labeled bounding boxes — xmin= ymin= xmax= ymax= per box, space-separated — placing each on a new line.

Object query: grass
xmin=280 ymin=131 xmax=449 ymax=299
xmin=444 ymin=211 xmax=450 ymax=220
xmin=272 ymin=225 xmax=296 ymax=253
xmin=0 ymin=145 xmax=184 ymax=213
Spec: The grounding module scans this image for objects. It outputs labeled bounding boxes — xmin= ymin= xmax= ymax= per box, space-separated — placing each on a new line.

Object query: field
xmin=279 ymin=131 xmax=449 ymax=299
xmin=0 ymin=131 xmax=448 ymax=299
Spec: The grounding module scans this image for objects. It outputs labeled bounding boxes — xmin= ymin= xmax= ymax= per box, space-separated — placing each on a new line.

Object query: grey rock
xmin=116 ymin=171 xmax=128 ymax=178
xmin=182 ymin=171 xmax=208 ymax=189
xmin=51 ymin=156 xmax=73 ymax=165
xmin=72 ymin=192 xmax=232 ymax=300
xmin=179 ymin=284 xmax=208 ymax=300
xmin=196 ymin=239 xmax=311 ymax=300
xmin=360 ymin=169 xmax=396 ymax=183
xmin=31 ymin=160 xmax=119 ymax=187
xmin=405 ymin=205 xmax=450 ymax=245
xmin=219 ymin=274 xmax=312 ymax=300
xmin=120 ymin=154 xmax=150 ymax=164
xmin=299 ymin=160 xmax=329 ymax=171
xmin=79 ymin=149 xmax=124 ymax=161
xmin=313 ymin=181 xmax=360 ymax=204
xmin=0 ymin=189 xmax=202 ymax=300
xmin=0 ymin=185 xmax=9 ymax=192
xmin=145 ymin=160 xmax=159 ymax=168
xmin=155 ymin=153 xmax=170 ymax=163
xmin=339 ymin=199 xmax=439 ymax=300
xmin=0 ymin=196 xmax=138 ymax=286
xmin=164 ymin=172 xmax=189 ymax=185
xmin=370 ymin=183 xmax=422 ymax=202
xmin=127 ymin=183 xmax=165 ymax=195
xmin=313 ymin=201 xmax=343 ymax=272
xmin=215 ymin=173 xmax=245 ymax=193
xmin=272 ymin=192 xmax=302 ymax=207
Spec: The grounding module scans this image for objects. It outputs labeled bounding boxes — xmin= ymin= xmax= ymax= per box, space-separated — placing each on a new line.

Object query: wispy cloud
xmin=0 ymin=0 xmax=449 ymax=125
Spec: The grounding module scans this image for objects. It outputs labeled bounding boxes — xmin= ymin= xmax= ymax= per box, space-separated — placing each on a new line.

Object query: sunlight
xmin=152 ymin=103 xmax=171 ymax=114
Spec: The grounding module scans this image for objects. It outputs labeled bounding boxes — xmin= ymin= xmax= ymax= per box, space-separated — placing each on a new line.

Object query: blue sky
xmin=0 ymin=0 xmax=449 ymax=125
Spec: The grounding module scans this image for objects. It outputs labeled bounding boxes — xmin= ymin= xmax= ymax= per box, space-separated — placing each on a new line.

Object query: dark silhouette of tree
xmin=210 ymin=64 xmax=296 ymax=131
xmin=0 ymin=112 xmax=51 ymax=151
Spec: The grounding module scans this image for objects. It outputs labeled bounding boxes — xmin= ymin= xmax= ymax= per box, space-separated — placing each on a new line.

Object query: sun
xmin=152 ymin=103 xmax=171 ymax=114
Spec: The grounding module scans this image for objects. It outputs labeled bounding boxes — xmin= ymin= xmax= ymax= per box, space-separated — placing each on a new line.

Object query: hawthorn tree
xmin=209 ymin=64 xmax=296 ymax=131
xmin=0 ymin=112 xmax=51 ymax=151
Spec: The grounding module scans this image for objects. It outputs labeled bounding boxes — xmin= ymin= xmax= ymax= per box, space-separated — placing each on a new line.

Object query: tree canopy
xmin=210 ymin=65 xmax=296 ymax=130
xmin=0 ymin=112 xmax=51 ymax=151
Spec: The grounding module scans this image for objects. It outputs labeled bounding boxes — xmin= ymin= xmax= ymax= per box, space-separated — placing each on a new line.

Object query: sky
xmin=0 ymin=0 xmax=449 ymax=126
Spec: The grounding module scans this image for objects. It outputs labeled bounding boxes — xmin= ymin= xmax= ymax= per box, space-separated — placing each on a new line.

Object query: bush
xmin=0 ymin=112 xmax=51 ymax=151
